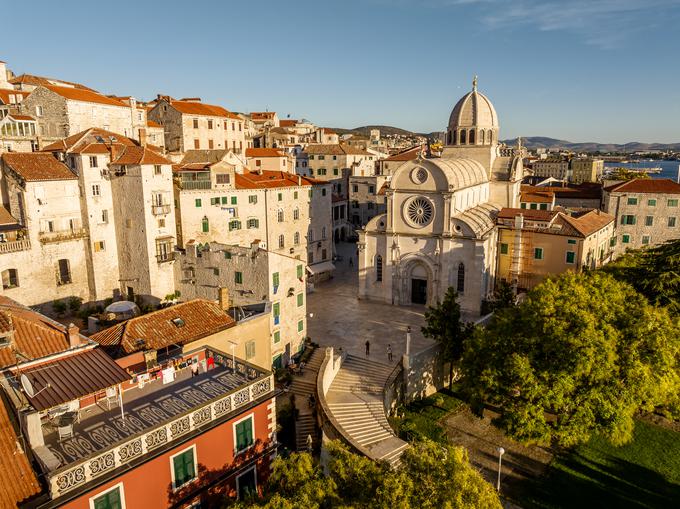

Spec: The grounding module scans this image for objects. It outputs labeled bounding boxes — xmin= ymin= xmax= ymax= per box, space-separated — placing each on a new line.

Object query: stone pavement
xmin=307 ymin=242 xmax=435 ymax=363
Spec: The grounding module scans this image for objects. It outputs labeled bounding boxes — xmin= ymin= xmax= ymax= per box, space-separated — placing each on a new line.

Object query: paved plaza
xmin=307 ymin=242 xmax=435 ymax=364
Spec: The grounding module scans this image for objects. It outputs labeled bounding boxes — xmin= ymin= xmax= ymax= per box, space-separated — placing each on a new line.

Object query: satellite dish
xmin=20 ymin=374 xmax=34 ymax=398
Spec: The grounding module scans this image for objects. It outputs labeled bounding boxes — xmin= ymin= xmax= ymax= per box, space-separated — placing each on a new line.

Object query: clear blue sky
xmin=3 ymin=0 xmax=680 ymax=143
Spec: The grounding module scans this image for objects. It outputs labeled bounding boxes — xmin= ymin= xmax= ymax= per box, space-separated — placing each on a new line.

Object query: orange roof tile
xmin=245 ymin=148 xmax=285 ymax=158
xmin=91 ymin=299 xmax=237 ymax=355
xmin=235 ymin=170 xmax=322 ymax=190
xmin=44 ymin=84 xmax=127 ymax=107
xmin=10 ymin=73 xmax=95 ymax=91
xmin=111 ymin=145 xmax=172 ymax=166
xmin=605 ymin=178 xmax=680 ymax=194
xmin=147 ymin=119 xmax=162 ymax=128
xmin=8 ymin=114 xmax=35 ymax=121
xmin=251 ymin=112 xmax=276 ymax=120
xmin=279 ymin=119 xmax=298 ymax=127
xmin=0 ymin=206 xmax=19 ymax=227
xmin=384 ymin=146 xmax=422 ymax=162
xmin=0 ymin=88 xmax=29 ymax=105
xmin=1 ymin=153 xmax=76 ymax=182
xmin=169 ymin=100 xmax=240 ymax=119
xmin=561 ymin=209 xmax=614 ymax=237
xmin=305 ymin=143 xmax=372 ymax=156
xmin=520 ymin=191 xmax=554 ymax=203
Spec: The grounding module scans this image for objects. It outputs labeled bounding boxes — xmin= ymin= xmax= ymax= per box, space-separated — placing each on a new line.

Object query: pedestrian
xmin=387 ymin=344 xmax=393 ymax=362
xmin=306 ymin=433 xmax=313 ymax=453
xmin=365 ymin=340 xmax=370 ymax=356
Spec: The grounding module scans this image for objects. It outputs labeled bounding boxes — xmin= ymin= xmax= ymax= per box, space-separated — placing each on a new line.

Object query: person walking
xmin=365 ymin=340 xmax=370 ymax=356
xmin=387 ymin=344 xmax=393 ymax=362
xmin=306 ymin=433 xmax=313 ymax=453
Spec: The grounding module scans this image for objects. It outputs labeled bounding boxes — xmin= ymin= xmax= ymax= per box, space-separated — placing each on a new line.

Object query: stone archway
xmin=401 ymin=257 xmax=435 ymax=306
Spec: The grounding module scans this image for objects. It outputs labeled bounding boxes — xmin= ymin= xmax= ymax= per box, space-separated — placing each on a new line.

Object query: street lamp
xmin=496 ymin=446 xmax=505 ymax=492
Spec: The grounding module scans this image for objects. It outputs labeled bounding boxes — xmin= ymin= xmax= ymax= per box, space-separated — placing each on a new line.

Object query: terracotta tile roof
xmin=0 ymin=88 xmax=29 ymax=105
xmin=19 ymin=348 xmax=131 ymax=411
xmin=497 ymin=208 xmax=555 ymax=222
xmin=0 ymin=398 xmax=42 ymax=507
xmin=321 ymin=127 xmax=336 ymax=134
xmin=234 ymin=170 xmax=322 ymax=189
xmin=169 ymin=100 xmax=239 ymax=119
xmin=42 ymin=127 xmax=137 ymax=153
xmin=520 ymin=191 xmax=554 ymax=203
xmin=561 ymin=209 xmax=614 ymax=237
xmin=305 ymin=143 xmax=372 ymax=156
xmin=146 ymin=119 xmax=162 ymax=128
xmin=44 ymin=85 xmax=127 ymax=107
xmin=0 ymin=297 xmax=72 ymax=369
xmin=605 ymin=178 xmax=680 ymax=194
xmin=279 ymin=119 xmax=297 ymax=127
xmin=10 ymin=74 xmax=95 ymax=91
xmin=91 ymin=299 xmax=237 ymax=355
xmin=377 ymin=182 xmax=388 ymax=195
xmin=384 ymin=146 xmax=422 ymax=162
xmin=245 ymin=148 xmax=285 ymax=158
xmin=8 ymin=114 xmax=35 ymax=121
xmin=111 ymin=145 xmax=172 ymax=165
xmin=498 ymin=208 xmax=613 ymax=238
xmin=0 ymin=206 xmax=19 ymax=227
xmin=1 ymin=153 xmax=76 ymax=182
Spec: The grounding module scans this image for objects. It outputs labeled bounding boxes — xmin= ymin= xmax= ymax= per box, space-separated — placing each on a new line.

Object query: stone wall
xmin=402 ymin=342 xmax=447 ymax=402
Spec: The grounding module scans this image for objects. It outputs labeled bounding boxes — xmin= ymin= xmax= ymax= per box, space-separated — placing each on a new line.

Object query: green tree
xmin=462 ymin=272 xmax=680 ymax=447
xmin=606 ymin=167 xmax=651 ymax=181
xmin=421 ymin=287 xmax=473 ymax=388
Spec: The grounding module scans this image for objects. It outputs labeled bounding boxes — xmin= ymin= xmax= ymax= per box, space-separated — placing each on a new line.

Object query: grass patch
xmin=520 ymin=419 xmax=680 ymax=508
xmin=390 ymin=389 xmax=465 ymax=444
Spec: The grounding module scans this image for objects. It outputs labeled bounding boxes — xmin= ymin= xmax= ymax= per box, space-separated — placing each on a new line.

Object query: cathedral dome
xmin=446 ymin=77 xmax=498 ymax=146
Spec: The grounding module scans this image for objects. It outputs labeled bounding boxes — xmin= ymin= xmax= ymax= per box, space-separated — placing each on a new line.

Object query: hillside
xmin=502 ymin=137 xmax=680 ymax=152
xmin=331 ymin=125 xmax=425 ymax=138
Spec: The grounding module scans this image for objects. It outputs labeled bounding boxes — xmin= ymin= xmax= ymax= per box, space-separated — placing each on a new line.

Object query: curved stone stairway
xmin=289 ymin=348 xmax=325 ymax=452
xmin=326 ymin=355 xmax=408 ymax=467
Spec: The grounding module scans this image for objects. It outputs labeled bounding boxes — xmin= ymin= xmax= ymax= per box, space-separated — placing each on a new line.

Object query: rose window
xmin=406 ymin=197 xmax=433 ymax=226
xmin=412 ymin=167 xmax=428 ymax=184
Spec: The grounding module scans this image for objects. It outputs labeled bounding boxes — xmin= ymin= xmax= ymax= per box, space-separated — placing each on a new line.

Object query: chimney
xmin=109 ymin=143 xmax=119 ymax=163
xmin=67 ymin=323 xmax=81 ymax=348
xmin=297 ymin=175 xmax=302 ymax=186
xmin=139 ymin=127 xmax=147 ymax=147
xmin=218 ymin=288 xmax=230 ymax=311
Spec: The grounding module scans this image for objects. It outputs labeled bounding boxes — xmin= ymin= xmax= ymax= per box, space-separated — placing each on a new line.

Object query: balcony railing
xmin=46 ymin=371 xmax=274 ymax=499
xmin=156 ymin=251 xmax=176 ymax=263
xmin=179 ymin=180 xmax=212 ymax=190
xmin=39 ymin=228 xmax=88 ymax=244
xmin=152 ymin=204 xmax=171 ymax=215
xmin=0 ymin=238 xmax=31 ymax=253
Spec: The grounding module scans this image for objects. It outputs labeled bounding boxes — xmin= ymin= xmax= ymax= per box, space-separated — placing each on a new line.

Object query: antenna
xmin=20 ymin=374 xmax=50 ymax=399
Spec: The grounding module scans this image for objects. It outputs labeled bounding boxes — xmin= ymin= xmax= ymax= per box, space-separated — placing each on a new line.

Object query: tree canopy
xmin=230 ymin=439 xmax=501 ymax=509
xmin=461 ymin=272 xmax=680 ymax=447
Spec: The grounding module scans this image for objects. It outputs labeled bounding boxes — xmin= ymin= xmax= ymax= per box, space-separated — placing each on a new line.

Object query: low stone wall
xmin=402 ymin=343 xmax=447 ymax=402
xmin=383 ymin=363 xmax=404 ymax=417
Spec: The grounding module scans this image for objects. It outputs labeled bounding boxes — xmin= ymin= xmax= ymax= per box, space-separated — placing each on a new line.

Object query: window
xmin=231 ymin=196 xmax=237 ymax=205
xmin=669 ymin=217 xmax=677 ymax=227
xmin=193 ymin=118 xmax=199 ymax=129
xmin=154 ymin=164 xmax=162 ymax=175
xmin=627 ymin=197 xmax=638 ymax=205
xmin=247 ymin=218 xmax=259 ymax=229
xmin=642 ymin=235 xmax=650 ymax=245
xmin=1 ymin=269 xmax=18 ymax=289
xmin=202 ymin=217 xmax=209 ymax=232
xmin=322 ymin=248 xmax=327 ymax=260
xmin=294 ymin=191 xmax=298 ymax=199
xmin=273 ymin=331 xmax=280 ymax=343
xmin=333 ymin=168 xmax=339 ymax=176
xmin=293 ymin=208 xmax=300 ymax=220
xmin=235 ymin=271 xmax=243 ymax=284
xmin=322 ymin=188 xmax=327 ymax=196
xmin=211 ymin=197 xmax=219 ymax=206
xmin=171 ymin=447 xmax=197 ymax=489
xmin=208 ymin=139 xmax=214 ymax=149
xmin=272 ymin=272 xmax=280 ymax=289
xmin=308 ymin=251 xmax=314 ymax=263
xmin=322 ymin=227 xmax=327 ymax=240
xmin=245 ymin=340 xmax=255 ymax=360
xmin=92 ymin=184 xmax=101 ymax=196
xmin=318 ymin=155 xmax=325 ymax=160
xmin=35 ymin=105 xmax=43 ymax=117
xmin=376 ymin=255 xmax=383 ymax=282
xmin=539 ymin=203 xmax=548 ymax=210
xmin=248 ymin=195 xmax=258 ymax=204
xmin=89 ymin=156 xmax=98 ymax=168
xmin=648 ymin=199 xmax=657 ymax=206
xmin=294 ymin=232 xmax=300 ymax=245
xmin=195 ymin=199 xmax=202 ymax=208
xmin=369 ymin=185 xmax=375 ymax=194
xmin=278 ymin=234 xmax=285 ymax=248
xmin=90 ymin=484 xmax=124 ymax=509
xmin=308 ymin=229 xmax=314 ymax=242
xmin=297 ymin=265 xmax=304 ymax=279
xmin=500 ymin=243 xmax=508 ymax=255
xmin=216 ymin=174 xmax=230 ymax=184
xmin=567 ymin=239 xmax=577 ymax=245
xmin=94 ymin=241 xmax=105 ymax=252
xmin=237 ymin=467 xmax=257 ymax=500
xmin=213 ymin=268 xmax=220 ymax=276
xmin=194 ymin=139 xmax=200 ymax=149
xmin=297 ymin=293 xmax=303 ymax=307
xmin=622 ymin=234 xmax=630 ymax=244
xmin=273 ymin=302 xmax=280 ymax=325
xmin=566 ymin=251 xmax=576 ymax=264
xmin=645 ymin=216 xmax=654 ymax=226
xmin=221 ymin=196 xmax=228 ymax=205
xmin=277 ymin=210 xmax=284 ymax=222
xmin=278 ymin=193 xmax=283 ymax=201
xmin=57 ymin=259 xmax=71 ymax=284
xmin=298 ymin=320 xmax=304 ymax=332
xmin=229 ymin=220 xmax=241 ymax=231
xmin=457 ymin=263 xmax=465 ymax=293
xmin=158 ymin=218 xmax=165 ymax=228
xmin=208 ymin=119 xmax=213 ymax=129
xmin=534 ymin=247 xmax=543 ymax=260
xmin=101 ymin=209 xmax=109 ymax=223
xmin=621 ymin=215 xmax=636 ymax=225
xmin=234 ymin=415 xmax=255 ymax=454
xmin=224 ymin=251 xmax=232 ymax=259
xmin=668 ymin=199 xmax=678 ymax=207
xmin=610 ymin=236 xmax=617 ymax=247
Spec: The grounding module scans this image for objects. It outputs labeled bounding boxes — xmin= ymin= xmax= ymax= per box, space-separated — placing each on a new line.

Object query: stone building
xmin=349 ymin=174 xmax=388 ymax=228
xmin=245 ymin=147 xmax=293 ymax=173
xmin=570 ymin=157 xmax=604 ymax=184
xmin=359 ymin=79 xmax=525 ymax=316
xmin=531 ymin=156 xmax=603 ymax=184
xmin=176 ymin=241 xmax=308 ymax=368
xmin=0 ymin=113 xmax=39 ymax=152
xmin=496 ymin=208 xmax=615 ymax=290
xmin=148 ymin=96 xmax=246 ymax=154
xmin=603 ymin=178 xmax=680 ymax=254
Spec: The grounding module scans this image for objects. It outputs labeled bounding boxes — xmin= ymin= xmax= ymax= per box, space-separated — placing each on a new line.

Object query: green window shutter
xmin=278 ymin=193 xmax=283 ymax=201
xmin=622 ymin=234 xmax=630 ymax=244
xmin=236 ymin=418 xmax=253 ymax=452
xmin=235 ymin=271 xmax=243 ymax=284
xmin=93 ymin=489 xmax=122 ymax=509
xmin=202 ymin=218 xmax=209 ymax=232
xmin=294 ymin=191 xmax=298 ymax=199
xmin=173 ymin=450 xmax=195 ymax=487
xmin=231 ymin=196 xmax=237 ymax=205
xmin=273 ymin=331 xmax=281 ymax=343
xmin=195 ymin=199 xmax=202 ymax=207
xmin=534 ymin=248 xmax=543 ymax=260
xmin=272 ymin=272 xmax=279 ymax=288
xmin=297 ymin=265 xmax=303 ymax=279
xmin=224 ymin=251 xmax=232 ymax=259
xmin=297 ymin=293 xmax=303 ymax=307
xmin=648 ymin=199 xmax=656 ymax=206
xmin=298 ymin=320 xmax=303 ymax=332
xmin=567 ymin=239 xmax=576 ymax=244
xmin=500 ymin=243 xmax=508 ymax=255
xmin=221 ymin=196 xmax=228 ymax=204
xmin=273 ymin=302 xmax=280 ymax=316
xmin=566 ymin=251 xmax=575 ymax=264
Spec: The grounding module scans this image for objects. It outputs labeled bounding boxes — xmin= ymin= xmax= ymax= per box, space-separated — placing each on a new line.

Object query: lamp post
xmin=496 ymin=446 xmax=505 ymax=492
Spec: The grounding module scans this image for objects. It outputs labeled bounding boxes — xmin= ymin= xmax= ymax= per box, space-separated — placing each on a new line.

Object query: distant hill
xmin=502 ymin=137 xmax=680 ymax=152
xmin=331 ymin=125 xmax=425 ymax=138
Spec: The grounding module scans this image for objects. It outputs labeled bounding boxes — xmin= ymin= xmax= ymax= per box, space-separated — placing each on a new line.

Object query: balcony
xmin=152 ymin=204 xmax=171 ymax=215
xmin=39 ymin=347 xmax=274 ymax=499
xmin=179 ymin=180 xmax=212 ymax=190
xmin=39 ymin=228 xmax=88 ymax=245
xmin=156 ymin=251 xmax=176 ymax=263
xmin=0 ymin=238 xmax=31 ymax=254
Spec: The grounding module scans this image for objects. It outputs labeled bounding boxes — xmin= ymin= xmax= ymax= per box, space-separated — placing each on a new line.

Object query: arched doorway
xmin=409 ymin=262 xmax=429 ymax=305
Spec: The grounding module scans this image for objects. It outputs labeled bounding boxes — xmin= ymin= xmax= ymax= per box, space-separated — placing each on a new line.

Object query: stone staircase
xmin=326 ymin=355 xmax=409 ymax=467
xmin=289 ymin=348 xmax=324 ymax=452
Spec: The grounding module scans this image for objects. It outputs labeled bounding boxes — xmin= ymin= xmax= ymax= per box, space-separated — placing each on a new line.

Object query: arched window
xmin=376 ymin=255 xmax=383 ymax=282
xmin=308 ymin=228 xmax=314 ymax=242
xmin=277 ymin=209 xmax=284 ymax=222
xmin=457 ymin=262 xmax=465 ymax=293
xmin=453 ymin=130 xmax=458 ymax=144
xmin=481 ymin=130 xmax=487 ymax=144
xmin=489 ymin=131 xmax=494 ymax=144
xmin=322 ymin=227 xmax=327 ymax=240
xmin=278 ymin=234 xmax=285 ymax=248
xmin=459 ymin=130 xmax=466 ymax=144
xmin=469 ymin=129 xmax=476 ymax=144
xmin=293 ymin=207 xmax=300 ymax=220
xmin=294 ymin=232 xmax=300 ymax=245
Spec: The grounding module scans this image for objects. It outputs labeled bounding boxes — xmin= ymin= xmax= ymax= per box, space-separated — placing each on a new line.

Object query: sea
xmin=604 ymin=160 xmax=680 ymax=182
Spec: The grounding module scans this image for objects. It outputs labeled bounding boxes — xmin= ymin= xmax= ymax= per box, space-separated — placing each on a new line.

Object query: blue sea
xmin=604 ymin=160 xmax=680 ymax=182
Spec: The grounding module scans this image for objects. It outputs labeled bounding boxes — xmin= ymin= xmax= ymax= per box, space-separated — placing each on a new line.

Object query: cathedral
xmin=358 ymin=78 xmax=525 ymax=316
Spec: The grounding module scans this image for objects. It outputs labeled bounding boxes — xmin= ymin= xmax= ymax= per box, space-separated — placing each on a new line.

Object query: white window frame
xmin=232 ymin=413 xmax=255 ymax=455
xmin=89 ymin=482 xmax=126 ymax=509
xmin=236 ymin=465 xmax=258 ymax=500
xmin=169 ymin=444 xmax=198 ymax=490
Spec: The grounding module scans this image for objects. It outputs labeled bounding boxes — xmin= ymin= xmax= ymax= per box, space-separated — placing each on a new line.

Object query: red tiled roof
xmin=279 ymin=119 xmax=297 ymax=127
xmin=251 ymin=112 xmax=276 ymax=120
xmin=520 ymin=191 xmax=554 ymax=203
xmin=10 ymin=74 xmax=95 ymax=91
xmin=322 ymin=127 xmax=336 ymax=135
xmin=605 ymin=178 xmax=680 ymax=194
xmin=305 ymin=143 xmax=372 ymax=156
xmin=111 ymin=145 xmax=172 ymax=165
xmin=8 ymin=114 xmax=35 ymax=121
xmin=1 ymin=153 xmax=76 ymax=182
xmin=147 ymin=119 xmax=162 ymax=128
xmin=0 ymin=206 xmax=19 ymax=227
xmin=0 ymin=398 xmax=42 ymax=507
xmin=170 ymin=100 xmax=240 ymax=119
xmin=497 ymin=208 xmax=555 ymax=221
xmin=235 ymin=170 xmax=322 ymax=189
xmin=91 ymin=299 xmax=237 ymax=355
xmin=384 ymin=146 xmax=422 ymax=162
xmin=498 ymin=208 xmax=613 ymax=237
xmin=0 ymin=88 xmax=29 ymax=105
xmin=561 ymin=209 xmax=614 ymax=237
xmin=44 ymin=85 xmax=127 ymax=107
xmin=245 ymin=148 xmax=285 ymax=158
xmin=42 ymin=127 xmax=137 ymax=153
